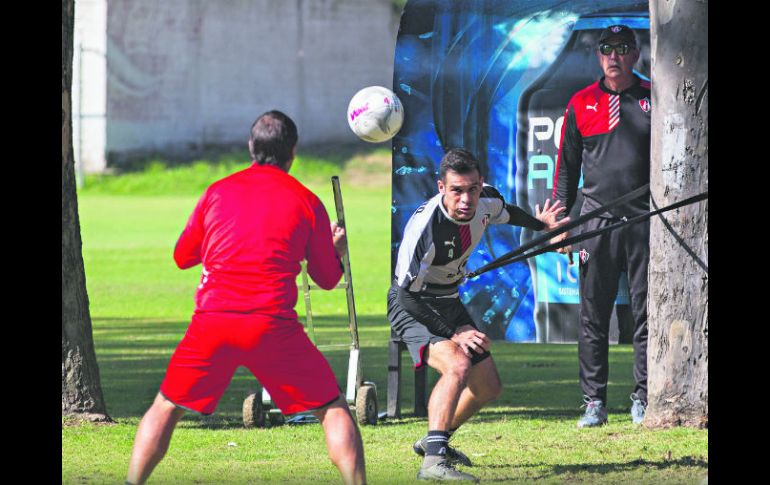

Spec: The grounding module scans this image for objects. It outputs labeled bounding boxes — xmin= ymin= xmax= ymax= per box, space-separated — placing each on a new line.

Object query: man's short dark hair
xmin=249 ymin=110 xmax=298 ymax=167
xmin=439 ymin=148 xmax=481 ymax=180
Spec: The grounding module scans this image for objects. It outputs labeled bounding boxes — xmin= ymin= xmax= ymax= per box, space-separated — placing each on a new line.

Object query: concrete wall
xmin=73 ymin=0 xmax=108 ymax=174
xmin=75 ymin=0 xmax=399 ymax=171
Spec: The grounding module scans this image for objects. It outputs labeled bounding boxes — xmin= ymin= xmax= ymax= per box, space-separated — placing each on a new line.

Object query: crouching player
xmin=126 ymin=111 xmax=366 ymax=485
xmin=388 ymin=148 xmax=568 ymax=481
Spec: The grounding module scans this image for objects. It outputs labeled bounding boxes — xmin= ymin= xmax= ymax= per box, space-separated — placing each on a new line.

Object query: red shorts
xmin=160 ymin=312 xmax=340 ymax=415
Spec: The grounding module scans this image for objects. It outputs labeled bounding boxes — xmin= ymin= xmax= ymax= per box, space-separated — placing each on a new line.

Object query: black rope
xmin=650 ymin=194 xmax=708 ymax=274
xmin=485 ymin=183 xmax=651 ymax=272
xmin=466 ymin=190 xmax=708 ymax=279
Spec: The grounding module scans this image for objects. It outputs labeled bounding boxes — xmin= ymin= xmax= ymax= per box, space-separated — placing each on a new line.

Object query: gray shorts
xmin=387 ymin=284 xmax=491 ymax=368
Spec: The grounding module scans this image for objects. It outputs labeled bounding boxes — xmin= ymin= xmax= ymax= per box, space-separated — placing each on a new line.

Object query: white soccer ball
xmin=346 ymin=86 xmax=404 ymax=143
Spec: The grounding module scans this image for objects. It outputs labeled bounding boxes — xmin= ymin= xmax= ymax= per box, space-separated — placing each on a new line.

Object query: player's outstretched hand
xmin=550 ymin=231 xmax=573 ymax=255
xmin=535 ymin=199 xmax=570 ymax=232
xmin=331 ymin=222 xmax=347 ymax=258
xmin=537 ymin=199 xmax=572 ymax=254
xmin=451 ymin=324 xmax=491 ymax=357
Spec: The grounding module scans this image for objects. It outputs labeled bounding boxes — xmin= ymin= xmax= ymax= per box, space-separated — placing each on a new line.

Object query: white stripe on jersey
xmin=609 ymin=94 xmax=620 ymax=130
xmin=395 ymin=196 xmax=440 ymax=289
xmin=409 ymin=244 xmax=436 ymax=292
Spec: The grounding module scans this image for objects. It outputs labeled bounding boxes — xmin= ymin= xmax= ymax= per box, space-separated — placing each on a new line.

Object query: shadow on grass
xmin=94 ymin=315 xmax=640 ymax=423
xmin=100 ymin=141 xmax=386 ymax=174
xmin=480 ymin=456 xmax=708 ymax=481
xmin=471 ymin=408 xmax=585 ymax=421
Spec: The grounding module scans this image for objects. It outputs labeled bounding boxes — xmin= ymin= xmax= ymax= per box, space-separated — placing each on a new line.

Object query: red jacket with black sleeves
xmin=552 ymin=75 xmax=651 ymax=219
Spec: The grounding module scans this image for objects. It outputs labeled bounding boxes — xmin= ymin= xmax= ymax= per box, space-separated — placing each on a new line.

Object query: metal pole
xmin=301 ymin=261 xmax=316 ymax=344
xmin=332 ymin=176 xmax=364 ymax=401
xmin=331 ymin=176 xmax=360 ymax=350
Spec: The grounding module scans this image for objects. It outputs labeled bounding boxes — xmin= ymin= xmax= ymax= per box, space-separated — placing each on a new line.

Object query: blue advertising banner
xmin=391 ymin=0 xmax=649 ymax=342
xmin=535 ymin=253 xmax=630 ymax=305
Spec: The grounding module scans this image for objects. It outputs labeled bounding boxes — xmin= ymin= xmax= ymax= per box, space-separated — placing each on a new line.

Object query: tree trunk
xmin=62 ymin=0 xmax=111 ymax=423
xmin=646 ymin=0 xmax=708 ymax=429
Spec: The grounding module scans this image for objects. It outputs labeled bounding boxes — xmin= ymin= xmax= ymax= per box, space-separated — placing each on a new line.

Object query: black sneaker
xmin=417 ymin=460 xmax=479 ymax=482
xmin=413 ymin=436 xmax=473 ymax=467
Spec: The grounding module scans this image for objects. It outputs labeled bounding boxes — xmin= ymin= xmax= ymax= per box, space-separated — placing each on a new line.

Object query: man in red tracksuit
xmin=551 ymin=25 xmax=651 ymax=428
xmin=126 ymin=111 xmax=366 ymax=485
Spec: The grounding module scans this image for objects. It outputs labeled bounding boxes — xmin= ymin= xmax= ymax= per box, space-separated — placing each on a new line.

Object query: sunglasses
xmin=599 ymin=43 xmax=634 ymax=56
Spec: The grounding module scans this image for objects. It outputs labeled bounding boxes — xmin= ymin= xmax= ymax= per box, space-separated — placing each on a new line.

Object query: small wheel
xmin=268 ymin=412 xmax=285 ymax=427
xmin=355 ymin=384 xmax=378 ymax=425
xmin=243 ymin=392 xmax=266 ymax=428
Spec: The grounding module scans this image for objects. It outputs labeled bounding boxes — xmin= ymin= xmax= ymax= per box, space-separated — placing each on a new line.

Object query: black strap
xmin=487 ymin=183 xmax=651 ymax=269
xmin=466 ymin=190 xmax=708 ymax=279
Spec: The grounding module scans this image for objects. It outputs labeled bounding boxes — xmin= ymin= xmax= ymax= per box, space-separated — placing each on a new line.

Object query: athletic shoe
xmin=413 ymin=436 xmax=473 ymax=467
xmin=417 ymin=461 xmax=479 ymax=482
xmin=630 ymin=393 xmax=646 ymax=424
xmin=576 ymin=396 xmax=608 ymax=428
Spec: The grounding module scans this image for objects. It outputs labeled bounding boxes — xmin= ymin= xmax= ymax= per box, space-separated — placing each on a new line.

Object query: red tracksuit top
xmin=553 ymin=75 xmax=651 ymax=219
xmin=173 ymin=163 xmax=343 ymax=319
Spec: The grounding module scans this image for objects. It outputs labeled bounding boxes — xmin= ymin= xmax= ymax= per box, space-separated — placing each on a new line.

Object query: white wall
xmin=73 ymin=0 xmax=107 ymax=174
xmin=75 ymin=0 xmax=399 ymax=171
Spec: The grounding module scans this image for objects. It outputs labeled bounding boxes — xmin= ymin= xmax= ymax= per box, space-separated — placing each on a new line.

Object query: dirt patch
xmin=62 ymin=413 xmax=115 ymax=427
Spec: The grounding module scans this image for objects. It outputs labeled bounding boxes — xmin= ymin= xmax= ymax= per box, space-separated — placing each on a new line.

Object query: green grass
xmin=65 ymin=152 xmax=707 ymax=484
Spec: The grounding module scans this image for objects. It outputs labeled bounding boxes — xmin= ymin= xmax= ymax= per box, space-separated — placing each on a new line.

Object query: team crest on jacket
xmin=579 ymin=248 xmax=590 ymax=264
xmin=639 ymin=97 xmax=651 ymax=112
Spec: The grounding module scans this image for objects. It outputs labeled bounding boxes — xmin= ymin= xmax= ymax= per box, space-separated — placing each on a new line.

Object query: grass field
xmin=63 ymin=148 xmax=707 ymax=484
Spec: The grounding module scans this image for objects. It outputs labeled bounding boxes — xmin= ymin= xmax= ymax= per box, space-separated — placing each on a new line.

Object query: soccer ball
xmin=346 ymin=86 xmax=404 ymax=143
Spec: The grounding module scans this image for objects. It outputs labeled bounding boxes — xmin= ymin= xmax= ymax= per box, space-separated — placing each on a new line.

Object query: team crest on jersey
xmin=579 ymin=248 xmax=590 ymax=264
xmin=481 ymin=213 xmax=491 ymax=227
xmin=639 ymin=97 xmax=651 ymax=112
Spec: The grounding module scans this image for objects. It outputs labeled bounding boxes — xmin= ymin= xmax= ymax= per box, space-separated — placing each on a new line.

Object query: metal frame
xmin=252 ymin=176 xmax=377 ymax=425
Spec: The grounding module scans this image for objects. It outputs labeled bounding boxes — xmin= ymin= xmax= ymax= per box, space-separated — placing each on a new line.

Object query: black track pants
xmin=577 ymin=217 xmax=649 ymax=405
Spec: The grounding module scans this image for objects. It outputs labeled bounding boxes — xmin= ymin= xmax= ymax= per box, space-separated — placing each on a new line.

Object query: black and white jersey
xmin=394 ymin=185 xmax=545 ymax=294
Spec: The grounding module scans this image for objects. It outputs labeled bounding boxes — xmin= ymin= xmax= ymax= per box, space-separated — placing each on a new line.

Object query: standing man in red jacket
xmin=551 ymin=25 xmax=651 ymax=428
xmin=126 ymin=111 xmax=366 ymax=485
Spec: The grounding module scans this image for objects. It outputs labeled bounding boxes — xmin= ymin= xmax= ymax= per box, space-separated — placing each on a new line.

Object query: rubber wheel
xmin=355 ymin=384 xmax=378 ymax=425
xmin=243 ymin=392 xmax=266 ymax=428
xmin=268 ymin=412 xmax=285 ymax=427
